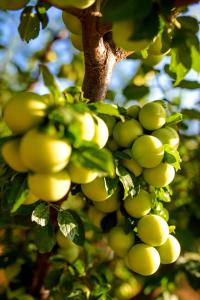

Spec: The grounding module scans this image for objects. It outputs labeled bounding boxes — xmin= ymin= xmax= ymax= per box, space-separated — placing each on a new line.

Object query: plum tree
xmin=124 ymin=189 xmax=152 ymax=218
xmin=93 ymin=190 xmax=120 ymax=213
xmin=143 ymin=162 xmax=175 ymax=187
xmin=0 ymin=0 xmax=29 ymax=10
xmin=67 ymin=161 xmax=98 ymax=184
xmin=3 ymin=92 xmax=47 ymax=134
xmin=127 ymin=244 xmax=160 ymax=276
xmin=152 ymin=127 xmax=180 ymax=149
xmin=28 ymin=171 xmax=71 ymax=201
xmin=81 ymin=177 xmax=110 ymax=201
xmin=20 ymin=128 xmax=72 ymax=173
xmin=137 ymin=214 xmax=169 ymax=246
xmin=1 ymin=139 xmax=28 ymax=172
xmin=113 ymin=119 xmax=143 ymax=148
xmin=157 ymin=234 xmax=181 ymax=264
xmin=132 ymin=135 xmax=164 ymax=168
xmin=139 ymin=102 xmax=166 ymax=130
xmin=107 ymin=226 xmax=135 ymax=257
xmin=112 ymin=21 xmax=150 ymax=51
xmin=92 ymin=116 xmax=109 ymax=148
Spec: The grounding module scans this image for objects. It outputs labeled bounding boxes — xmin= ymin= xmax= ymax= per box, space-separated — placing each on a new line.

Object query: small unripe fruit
xmin=28 ymin=171 xmax=71 ymax=202
xmin=148 ymin=36 xmax=170 ymax=55
xmin=67 ymin=162 xmax=98 ymax=184
xmin=62 ymin=12 xmax=82 ymax=35
xmin=113 ymin=119 xmax=143 ymax=148
xmin=137 ymin=214 xmax=169 ymax=246
xmin=75 ymin=112 xmax=95 ymax=141
xmin=92 ymin=116 xmax=109 ymax=148
xmin=152 ymin=127 xmax=179 ymax=149
xmin=3 ymin=92 xmax=47 ymax=134
xmin=127 ymin=243 xmax=160 ymax=276
xmin=143 ymin=163 xmax=175 ymax=187
xmin=88 ymin=206 xmax=106 ymax=228
xmin=143 ymin=54 xmax=163 ymax=67
xmin=1 ymin=139 xmax=28 ymax=172
xmin=157 ymin=234 xmax=181 ymax=264
xmin=139 ymin=102 xmax=166 ymax=130
xmin=121 ymin=149 xmax=143 ymax=177
xmin=93 ymin=190 xmax=120 ymax=213
xmin=124 ymin=189 xmax=152 ymax=218
xmin=81 ymin=177 xmax=110 ymax=202
xmin=132 ymin=135 xmax=164 ymax=168
xmin=23 ymin=192 xmax=38 ymax=205
xmin=100 ymin=115 xmax=116 ymax=137
xmin=61 ymin=193 xmax=86 ymax=211
xmin=71 ymin=34 xmax=83 ymax=51
xmin=107 ymin=226 xmax=135 ymax=257
xmin=127 ymin=105 xmax=140 ymax=119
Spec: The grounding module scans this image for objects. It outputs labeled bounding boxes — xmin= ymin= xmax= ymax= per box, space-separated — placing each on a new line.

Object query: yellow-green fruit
xmin=93 ymin=190 xmax=120 ymax=213
xmin=71 ymin=34 xmax=83 ymax=51
xmin=152 ymin=127 xmax=179 ymax=149
xmin=67 ymin=161 xmax=98 ymax=184
xmin=113 ymin=21 xmax=149 ymax=51
xmin=143 ymin=54 xmax=163 ymax=67
xmin=157 ymin=234 xmax=181 ymax=264
xmin=137 ymin=214 xmax=169 ymax=246
xmin=23 ymin=192 xmax=39 ymax=205
xmin=57 ymin=231 xmax=80 ymax=263
xmin=115 ymin=281 xmax=137 ymax=299
xmin=107 ymin=226 xmax=135 ymax=257
xmin=121 ymin=149 xmax=143 ymax=177
xmin=61 ymin=192 xmax=86 ymax=210
xmin=127 ymin=105 xmax=140 ymax=119
xmin=92 ymin=116 xmax=109 ymax=148
xmin=100 ymin=115 xmax=116 ymax=136
xmin=113 ymin=119 xmax=143 ymax=148
xmin=139 ymin=102 xmax=166 ymax=130
xmin=28 ymin=171 xmax=71 ymax=202
xmin=49 ymin=0 xmax=95 ymax=9
xmin=87 ymin=206 xmax=106 ymax=228
xmin=62 ymin=12 xmax=82 ymax=35
xmin=148 ymin=36 xmax=170 ymax=55
xmin=107 ymin=139 xmax=119 ymax=151
xmin=20 ymin=129 xmax=71 ymax=173
xmin=3 ymin=92 xmax=47 ymax=134
xmin=132 ymin=135 xmax=164 ymax=168
xmin=1 ymin=139 xmax=28 ymax=172
xmin=75 ymin=112 xmax=95 ymax=141
xmin=124 ymin=189 xmax=152 ymax=218
xmin=0 ymin=0 xmax=29 ymax=10
xmin=81 ymin=177 xmax=110 ymax=202
xmin=143 ymin=163 xmax=175 ymax=187
xmin=127 ymin=244 xmax=160 ymax=276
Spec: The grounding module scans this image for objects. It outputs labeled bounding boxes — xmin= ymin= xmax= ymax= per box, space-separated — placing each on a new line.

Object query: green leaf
xmin=182 ymin=109 xmax=200 ymax=120
xmin=164 ymin=145 xmax=181 ymax=171
xmin=89 ymin=102 xmax=122 ymax=119
xmin=191 ymin=44 xmax=200 ymax=72
xmin=57 ymin=209 xmax=85 ymax=246
xmin=166 ymin=112 xmax=183 ymax=125
xmin=103 ymin=0 xmax=152 ymax=21
xmin=116 ymin=165 xmax=138 ymax=199
xmin=18 ymin=7 xmax=40 ymax=43
xmin=175 ymin=80 xmax=200 ymax=89
xmin=169 ymin=49 xmax=189 ymax=85
xmin=177 ymin=16 xmax=199 ymax=33
xmin=123 ymin=84 xmax=149 ymax=100
xmin=72 ymin=147 xmax=115 ymax=177
xmin=3 ymin=174 xmax=28 ymax=213
xmin=34 ymin=223 xmax=56 ymax=253
xmin=104 ymin=177 xmax=118 ymax=196
xmin=31 ymin=202 xmax=50 ymax=227
xmin=40 ymin=65 xmax=63 ymax=101
xmin=153 ymin=188 xmax=171 ymax=203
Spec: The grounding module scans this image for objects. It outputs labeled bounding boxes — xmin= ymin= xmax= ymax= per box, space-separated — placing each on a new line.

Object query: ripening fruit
xmin=127 ymin=244 xmax=160 ymax=276
xmin=157 ymin=234 xmax=181 ymax=264
xmin=0 ymin=0 xmax=29 ymax=10
xmin=121 ymin=149 xmax=143 ymax=177
xmin=107 ymin=139 xmax=119 ymax=151
xmin=23 ymin=192 xmax=38 ymax=205
xmin=143 ymin=54 xmax=163 ymax=67
xmin=137 ymin=214 xmax=169 ymax=246
xmin=75 ymin=112 xmax=95 ymax=141
xmin=49 ymin=0 xmax=95 ymax=9
xmin=3 ymin=92 xmax=47 ymax=134
xmin=67 ymin=161 xmax=98 ymax=184
xmin=71 ymin=34 xmax=83 ymax=51
xmin=113 ymin=119 xmax=143 ymax=148
xmin=1 ymin=139 xmax=28 ymax=172
xmin=152 ymin=127 xmax=179 ymax=149
xmin=148 ymin=35 xmax=170 ymax=55
xmin=62 ymin=12 xmax=82 ymax=35
xmin=107 ymin=226 xmax=135 ymax=257
xmin=61 ymin=192 xmax=86 ymax=211
xmin=115 ymin=279 xmax=141 ymax=300
xmin=127 ymin=105 xmax=140 ymax=119
xmin=81 ymin=177 xmax=110 ymax=202
xmin=143 ymin=162 xmax=175 ymax=187
xmin=20 ymin=129 xmax=72 ymax=173
xmin=124 ymin=189 xmax=152 ymax=218
xmin=100 ymin=115 xmax=116 ymax=137
xmin=139 ymin=102 xmax=166 ymax=130
xmin=112 ymin=21 xmax=150 ymax=51
xmin=56 ymin=231 xmax=80 ymax=263
xmin=92 ymin=116 xmax=109 ymax=148
xmin=93 ymin=190 xmax=120 ymax=213
xmin=28 ymin=171 xmax=71 ymax=201
xmin=88 ymin=206 xmax=106 ymax=228
xmin=132 ymin=135 xmax=164 ymax=168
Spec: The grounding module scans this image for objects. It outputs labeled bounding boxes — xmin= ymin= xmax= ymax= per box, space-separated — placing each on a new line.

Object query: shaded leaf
xmin=34 ymin=223 xmax=56 ymax=253
xmin=18 ymin=7 xmax=40 ymax=42
xmin=32 ymin=202 xmax=50 ymax=227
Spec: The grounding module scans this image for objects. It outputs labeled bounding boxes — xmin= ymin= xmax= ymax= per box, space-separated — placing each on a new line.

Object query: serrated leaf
xmin=40 ymin=65 xmax=62 ymax=101
xmin=32 ymin=202 xmax=50 ymax=227
xmin=166 ymin=112 xmax=183 ymax=125
xmin=89 ymin=102 xmax=122 ymax=119
xmin=116 ymin=165 xmax=138 ymax=199
xmin=18 ymin=7 xmax=40 ymax=42
xmin=57 ymin=209 xmax=85 ymax=246
xmin=34 ymin=223 xmax=56 ymax=253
